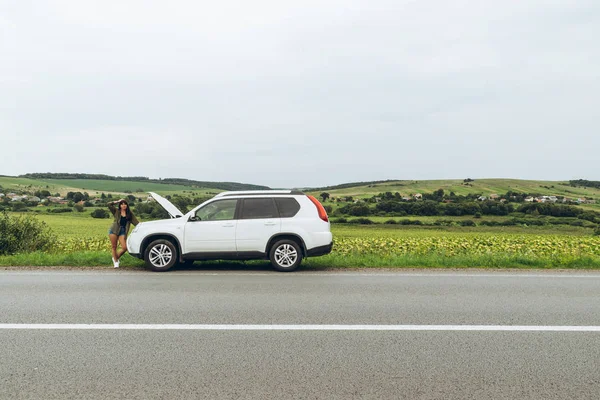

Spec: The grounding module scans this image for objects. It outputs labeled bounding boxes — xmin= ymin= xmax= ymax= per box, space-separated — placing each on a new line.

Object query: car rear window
xmin=241 ymin=198 xmax=278 ymax=219
xmin=275 ymin=198 xmax=300 ymax=218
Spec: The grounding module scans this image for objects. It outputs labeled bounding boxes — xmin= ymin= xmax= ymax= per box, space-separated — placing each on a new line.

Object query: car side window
xmin=195 ymin=200 xmax=237 ymax=221
xmin=275 ymin=198 xmax=300 ymax=218
xmin=241 ymin=198 xmax=278 ymax=219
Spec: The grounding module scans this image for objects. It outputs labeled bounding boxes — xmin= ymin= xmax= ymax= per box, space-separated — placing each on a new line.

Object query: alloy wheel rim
xmin=275 ymin=244 xmax=298 ymax=267
xmin=149 ymin=244 xmax=173 ymax=267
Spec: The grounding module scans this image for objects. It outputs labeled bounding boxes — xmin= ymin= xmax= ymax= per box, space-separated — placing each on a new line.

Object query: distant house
xmin=413 ymin=193 xmax=422 ymax=200
xmin=11 ymin=196 xmax=25 ymax=202
xmin=477 ymin=196 xmax=487 ymax=201
xmin=524 ymin=196 xmax=534 ymax=202
xmin=29 ymin=196 xmax=41 ymax=203
xmin=0 ymin=193 xmax=4 ymax=198
xmin=401 ymin=197 xmax=412 ymax=202
xmin=547 ymin=196 xmax=558 ymax=203
xmin=489 ymin=194 xmax=499 ymax=200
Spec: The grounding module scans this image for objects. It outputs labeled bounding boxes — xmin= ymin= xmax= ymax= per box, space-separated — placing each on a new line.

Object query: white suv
xmin=127 ymin=190 xmax=333 ymax=272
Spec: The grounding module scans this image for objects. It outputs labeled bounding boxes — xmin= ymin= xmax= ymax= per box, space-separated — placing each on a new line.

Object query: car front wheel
xmin=269 ymin=240 xmax=303 ymax=272
xmin=144 ymin=239 xmax=178 ymax=272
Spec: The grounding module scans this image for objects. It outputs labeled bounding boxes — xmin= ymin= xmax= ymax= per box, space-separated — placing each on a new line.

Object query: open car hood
xmin=148 ymin=192 xmax=184 ymax=218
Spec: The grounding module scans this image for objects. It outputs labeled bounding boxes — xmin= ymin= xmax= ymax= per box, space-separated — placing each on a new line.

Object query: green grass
xmin=38 ymin=179 xmax=196 ymax=193
xmin=308 ymin=178 xmax=600 ymax=208
xmin=0 ymin=176 xmax=223 ymax=197
xmin=0 ymin=252 xmax=144 ymax=268
xmin=11 ymin=211 xmax=595 ymax=239
xmin=332 ymin=223 xmax=594 ymax=237
xmin=2 ymin=210 xmax=598 ymax=269
xmin=2 ymin=251 xmax=599 ymax=269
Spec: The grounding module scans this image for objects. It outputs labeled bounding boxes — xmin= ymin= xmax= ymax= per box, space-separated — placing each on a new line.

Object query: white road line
xmin=1 ymin=324 xmax=599 ymax=331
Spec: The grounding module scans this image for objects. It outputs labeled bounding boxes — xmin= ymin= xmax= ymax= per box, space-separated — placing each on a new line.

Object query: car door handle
xmin=264 ymin=222 xmax=277 ymax=226
xmin=222 ymin=223 xmax=235 ymax=228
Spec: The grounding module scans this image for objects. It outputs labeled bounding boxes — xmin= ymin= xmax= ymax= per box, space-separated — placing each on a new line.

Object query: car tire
xmin=269 ymin=239 xmax=303 ymax=272
xmin=144 ymin=239 xmax=178 ymax=272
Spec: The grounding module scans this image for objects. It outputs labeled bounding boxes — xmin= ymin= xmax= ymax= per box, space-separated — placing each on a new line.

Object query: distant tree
xmin=101 ymin=193 xmax=106 ymax=199
xmin=34 ymin=190 xmax=51 ymax=198
xmin=11 ymin=202 xmax=27 ymax=211
xmin=72 ymin=192 xmax=84 ymax=203
xmin=73 ymin=204 xmax=84 ymax=212
xmin=90 ymin=209 xmax=109 ymax=219
xmin=320 ymin=192 xmax=330 ymax=202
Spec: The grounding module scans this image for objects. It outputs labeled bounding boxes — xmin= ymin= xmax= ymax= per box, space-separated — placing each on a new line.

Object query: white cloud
xmin=1 ymin=0 xmax=598 ymax=187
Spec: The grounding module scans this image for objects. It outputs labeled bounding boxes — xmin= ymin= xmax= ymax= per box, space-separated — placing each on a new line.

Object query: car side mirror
xmin=189 ymin=215 xmax=201 ymax=222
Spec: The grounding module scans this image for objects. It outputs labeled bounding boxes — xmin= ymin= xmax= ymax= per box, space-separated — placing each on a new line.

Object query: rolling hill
xmin=1 ymin=175 xmax=598 ymax=209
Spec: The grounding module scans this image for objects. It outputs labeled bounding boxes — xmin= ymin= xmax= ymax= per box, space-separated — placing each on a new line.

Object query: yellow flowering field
xmin=332 ymin=236 xmax=600 ymax=258
xmin=49 ymin=233 xmax=600 ymax=261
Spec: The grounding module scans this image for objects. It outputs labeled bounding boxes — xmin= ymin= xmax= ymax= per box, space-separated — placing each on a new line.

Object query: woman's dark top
xmin=120 ymin=215 xmax=128 ymax=228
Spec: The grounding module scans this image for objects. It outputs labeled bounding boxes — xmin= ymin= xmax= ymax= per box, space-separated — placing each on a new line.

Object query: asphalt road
xmin=1 ymin=270 xmax=599 ymax=399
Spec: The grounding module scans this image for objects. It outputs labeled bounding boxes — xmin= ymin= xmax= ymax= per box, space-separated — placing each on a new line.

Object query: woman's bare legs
xmin=109 ymin=234 xmax=118 ymax=262
xmin=116 ymin=235 xmax=128 ymax=260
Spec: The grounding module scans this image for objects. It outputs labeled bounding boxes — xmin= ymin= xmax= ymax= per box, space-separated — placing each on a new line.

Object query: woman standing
xmin=108 ymin=199 xmax=140 ymax=268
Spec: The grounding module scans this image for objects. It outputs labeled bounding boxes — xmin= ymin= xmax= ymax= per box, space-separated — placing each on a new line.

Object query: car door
xmin=236 ymin=198 xmax=281 ymax=253
xmin=183 ymin=199 xmax=239 ymax=254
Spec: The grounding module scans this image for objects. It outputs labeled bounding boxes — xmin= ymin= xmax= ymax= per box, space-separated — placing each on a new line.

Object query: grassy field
xmin=1 ymin=211 xmax=599 ymax=269
xmin=38 ymin=179 xmax=197 ymax=193
xmin=307 ymin=178 xmax=600 ymax=206
xmin=0 ymin=176 xmax=84 ymax=195
xmin=0 ymin=176 xmax=222 ymax=196
xmin=2 ymin=175 xmax=599 ymax=269
xmin=11 ymin=211 xmax=596 ymax=239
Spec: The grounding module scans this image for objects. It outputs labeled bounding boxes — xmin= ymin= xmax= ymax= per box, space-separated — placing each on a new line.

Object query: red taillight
xmin=307 ymin=195 xmax=329 ymax=222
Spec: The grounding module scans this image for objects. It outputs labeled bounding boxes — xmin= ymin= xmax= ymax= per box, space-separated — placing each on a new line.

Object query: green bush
xmin=73 ymin=204 xmax=84 ymax=212
xmin=460 ymin=220 xmax=476 ymax=227
xmin=331 ymin=217 xmax=348 ymax=224
xmin=0 ymin=211 xmax=55 ymax=255
xmin=11 ymin=202 xmax=28 ymax=212
xmin=348 ymin=218 xmax=376 ymax=225
xmin=399 ymin=219 xmax=423 ymax=225
xmin=47 ymin=208 xmax=73 ymax=213
xmin=594 ymin=226 xmax=600 ymax=236
xmin=90 ymin=209 xmax=110 ymax=219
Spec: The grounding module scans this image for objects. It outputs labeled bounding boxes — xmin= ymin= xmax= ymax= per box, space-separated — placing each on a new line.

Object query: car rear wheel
xmin=144 ymin=239 xmax=177 ymax=272
xmin=269 ymin=239 xmax=303 ymax=272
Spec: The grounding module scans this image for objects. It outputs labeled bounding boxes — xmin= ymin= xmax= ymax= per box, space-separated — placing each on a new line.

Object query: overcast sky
xmin=1 ymin=0 xmax=598 ymax=188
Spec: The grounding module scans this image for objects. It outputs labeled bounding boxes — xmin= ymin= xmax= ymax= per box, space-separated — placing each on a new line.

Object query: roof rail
xmin=214 ymin=190 xmax=305 ymax=198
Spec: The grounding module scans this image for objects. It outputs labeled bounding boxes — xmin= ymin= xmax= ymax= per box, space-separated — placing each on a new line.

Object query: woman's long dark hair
xmin=119 ymin=200 xmax=133 ymax=221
